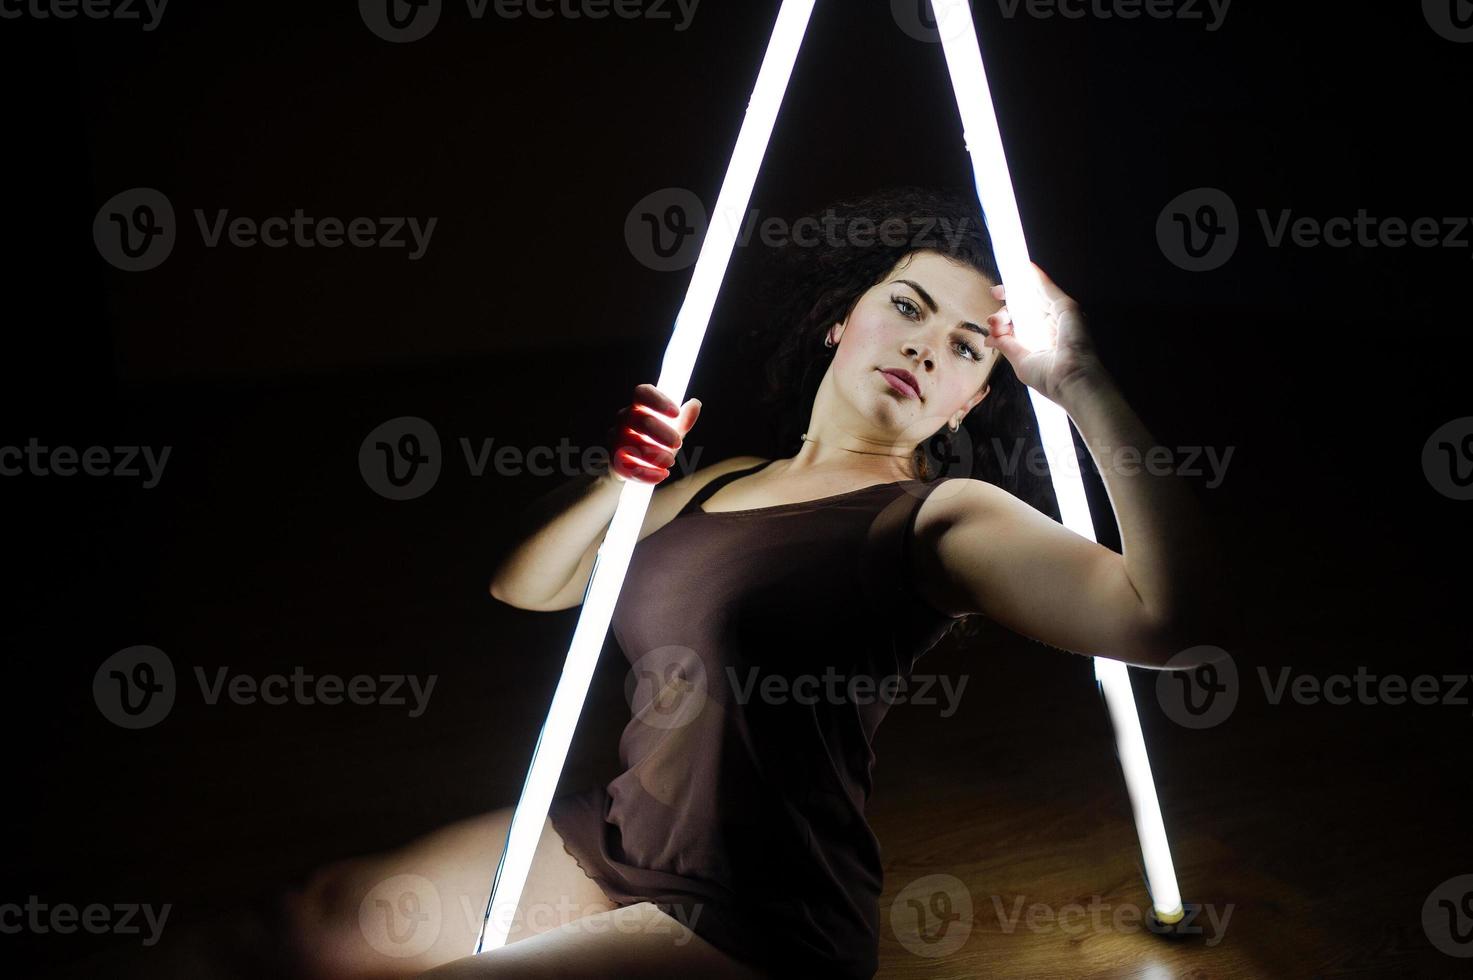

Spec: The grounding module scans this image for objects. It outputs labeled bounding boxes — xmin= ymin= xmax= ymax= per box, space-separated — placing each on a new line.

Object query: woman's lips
xmin=879 ymin=369 xmax=920 ymax=399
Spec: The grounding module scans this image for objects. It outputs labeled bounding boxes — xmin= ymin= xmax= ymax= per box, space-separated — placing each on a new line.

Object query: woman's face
xmin=825 ymin=249 xmax=1004 ymax=442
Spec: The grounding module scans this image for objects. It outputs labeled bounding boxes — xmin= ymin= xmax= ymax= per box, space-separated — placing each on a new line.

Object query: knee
xmin=279 ymin=855 xmax=381 ymax=980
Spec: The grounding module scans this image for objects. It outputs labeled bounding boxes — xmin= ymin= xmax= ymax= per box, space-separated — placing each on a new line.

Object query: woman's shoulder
xmin=908 ymin=476 xmax=999 ymax=537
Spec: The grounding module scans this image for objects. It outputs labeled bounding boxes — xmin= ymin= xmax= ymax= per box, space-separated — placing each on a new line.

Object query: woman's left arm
xmin=915 ymin=264 xmax=1244 ymax=669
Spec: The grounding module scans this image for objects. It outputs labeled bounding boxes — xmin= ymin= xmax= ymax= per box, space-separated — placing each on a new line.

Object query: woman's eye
xmin=893 ymin=295 xmax=981 ymax=360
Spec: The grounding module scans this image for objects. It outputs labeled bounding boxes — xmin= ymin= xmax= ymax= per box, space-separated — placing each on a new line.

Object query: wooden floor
xmin=39 ymin=614 xmax=1472 ymax=979
xmin=865 ymin=617 xmax=1469 ymax=979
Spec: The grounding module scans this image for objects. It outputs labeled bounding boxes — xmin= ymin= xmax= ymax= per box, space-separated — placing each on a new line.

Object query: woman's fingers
xmin=674 ymin=396 xmax=702 ymax=437
xmin=623 ymin=404 xmax=682 ymax=449
xmin=633 ymin=383 xmax=680 ymax=419
xmin=606 ymin=420 xmax=674 ymax=483
xmin=607 ymin=386 xmax=701 ymax=486
xmin=610 ymin=453 xmax=670 ymax=484
xmin=994 ymin=265 xmax=1072 ymax=312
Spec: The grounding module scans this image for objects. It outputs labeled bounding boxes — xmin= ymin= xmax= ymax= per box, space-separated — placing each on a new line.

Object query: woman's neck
xmin=785 ymin=437 xmax=916 ymax=482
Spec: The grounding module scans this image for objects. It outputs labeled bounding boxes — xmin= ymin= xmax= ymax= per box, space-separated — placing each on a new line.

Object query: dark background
xmin=2 ymin=0 xmax=1469 ymax=976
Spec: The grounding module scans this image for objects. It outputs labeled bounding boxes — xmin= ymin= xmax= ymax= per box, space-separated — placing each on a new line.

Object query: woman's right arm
xmin=489 ymin=382 xmax=751 ymax=612
xmin=487 ymin=468 xmax=625 ymax=611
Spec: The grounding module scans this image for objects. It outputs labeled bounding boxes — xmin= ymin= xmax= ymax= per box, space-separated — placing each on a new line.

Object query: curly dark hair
xmin=739 ymin=184 xmax=1062 ymax=643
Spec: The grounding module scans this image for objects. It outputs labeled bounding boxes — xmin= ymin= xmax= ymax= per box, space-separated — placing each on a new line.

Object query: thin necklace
xmin=799 ymin=433 xmax=910 ymax=458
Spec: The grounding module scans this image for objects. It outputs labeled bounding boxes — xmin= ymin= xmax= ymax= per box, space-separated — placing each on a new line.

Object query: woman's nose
xmin=903 ymin=343 xmax=934 ymax=369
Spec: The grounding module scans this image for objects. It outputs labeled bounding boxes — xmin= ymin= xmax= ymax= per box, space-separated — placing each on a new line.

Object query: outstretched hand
xmin=983 ymin=262 xmax=1106 ymax=405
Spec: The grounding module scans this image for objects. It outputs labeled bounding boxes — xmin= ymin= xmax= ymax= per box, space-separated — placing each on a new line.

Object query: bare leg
xmin=414 ymin=902 xmax=770 ymax=980
xmin=284 ymin=804 xmax=619 ymax=979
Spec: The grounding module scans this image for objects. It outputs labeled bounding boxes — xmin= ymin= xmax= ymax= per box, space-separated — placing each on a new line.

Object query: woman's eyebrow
xmin=891 ymin=278 xmax=989 ymax=336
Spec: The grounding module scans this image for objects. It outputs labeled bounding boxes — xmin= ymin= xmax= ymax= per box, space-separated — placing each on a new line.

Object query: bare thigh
xmin=412 ymin=902 xmax=770 ymax=980
xmin=284 ymin=803 xmax=618 ymax=979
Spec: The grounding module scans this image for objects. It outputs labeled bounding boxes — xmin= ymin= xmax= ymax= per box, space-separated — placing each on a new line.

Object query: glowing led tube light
xmin=930 ymin=0 xmax=1184 ymax=924
xmin=473 ymin=0 xmax=819 ymax=954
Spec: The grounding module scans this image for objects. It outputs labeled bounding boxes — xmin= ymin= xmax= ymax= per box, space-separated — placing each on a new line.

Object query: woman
xmin=281 ymin=186 xmax=1239 ymax=978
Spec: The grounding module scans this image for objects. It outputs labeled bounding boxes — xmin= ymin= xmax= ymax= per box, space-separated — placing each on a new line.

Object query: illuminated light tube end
xmin=1153 ymin=903 xmax=1185 ymax=925
xmin=1146 ymin=901 xmax=1211 ymax=940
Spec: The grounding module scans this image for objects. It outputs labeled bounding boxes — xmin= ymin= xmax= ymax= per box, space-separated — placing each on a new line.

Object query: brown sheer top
xmin=548 ymin=460 xmax=961 ymax=978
